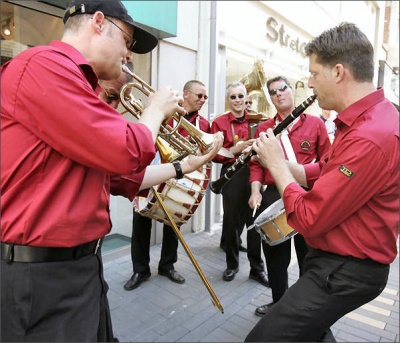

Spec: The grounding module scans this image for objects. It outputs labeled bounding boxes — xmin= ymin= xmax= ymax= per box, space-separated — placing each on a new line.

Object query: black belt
xmin=1 ymin=239 xmax=102 ymax=263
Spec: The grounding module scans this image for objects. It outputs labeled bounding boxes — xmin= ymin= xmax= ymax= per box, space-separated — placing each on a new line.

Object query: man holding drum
xmin=248 ymin=76 xmax=331 ymax=316
xmin=246 ymin=22 xmax=399 ymax=342
xmin=123 ymin=80 xmax=212 ymax=291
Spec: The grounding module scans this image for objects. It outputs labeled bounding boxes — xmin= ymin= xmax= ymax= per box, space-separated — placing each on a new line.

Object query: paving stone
xmin=103 ymin=228 xmax=399 ymax=342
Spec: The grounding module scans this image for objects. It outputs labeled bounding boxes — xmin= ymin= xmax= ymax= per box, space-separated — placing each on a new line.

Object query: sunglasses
xmin=245 ymin=101 xmax=253 ymax=105
xmin=229 ymin=94 xmax=245 ymax=100
xmin=269 ymin=84 xmax=288 ymax=96
xmin=188 ymin=90 xmax=208 ymax=100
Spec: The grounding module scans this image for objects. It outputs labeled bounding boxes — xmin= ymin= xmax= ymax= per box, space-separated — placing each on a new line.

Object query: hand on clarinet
xmin=252 ymin=129 xmax=286 ymax=170
xmin=181 ymin=132 xmax=224 ymax=173
xmin=230 ymin=139 xmax=255 ymax=156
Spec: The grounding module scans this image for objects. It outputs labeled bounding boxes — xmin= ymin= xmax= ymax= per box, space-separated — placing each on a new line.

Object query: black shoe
xmin=318 ymin=328 xmax=336 ymax=342
xmin=239 ymin=245 xmax=247 ymax=252
xmin=123 ymin=272 xmax=151 ymax=291
xmin=158 ymin=269 xmax=185 ymax=284
xmin=249 ymin=271 xmax=270 ymax=287
xmin=222 ymin=267 xmax=239 ymax=281
xmin=255 ymin=302 xmax=275 ymax=317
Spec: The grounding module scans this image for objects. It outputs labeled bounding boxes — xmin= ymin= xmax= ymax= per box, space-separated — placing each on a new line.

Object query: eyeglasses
xmin=229 ymin=94 xmax=245 ymax=100
xmin=245 ymin=101 xmax=253 ymax=105
xmin=105 ymin=17 xmax=136 ymax=50
xmin=99 ymin=83 xmax=120 ymax=104
xmin=269 ymin=84 xmax=288 ymax=96
xmin=187 ymin=90 xmax=208 ymax=100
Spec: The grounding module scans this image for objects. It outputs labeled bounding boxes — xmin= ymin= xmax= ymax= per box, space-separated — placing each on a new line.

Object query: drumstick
xmin=252 ymin=206 xmax=258 ymax=218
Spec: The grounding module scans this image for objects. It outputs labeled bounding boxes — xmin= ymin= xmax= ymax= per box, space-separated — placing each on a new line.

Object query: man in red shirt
xmin=0 ymin=1 xmax=218 ymax=342
xmin=246 ymin=22 xmax=399 ymax=342
xmin=248 ymin=75 xmax=331 ymax=317
xmin=124 ymin=80 xmax=212 ymax=291
xmin=211 ymin=82 xmax=269 ymax=286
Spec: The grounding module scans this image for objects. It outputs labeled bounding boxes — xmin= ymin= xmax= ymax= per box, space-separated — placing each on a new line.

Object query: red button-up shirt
xmin=1 ymin=41 xmax=156 ymax=247
xmin=210 ymin=111 xmax=251 ymax=164
xmin=249 ymin=113 xmax=331 ymax=185
xmin=284 ymin=89 xmax=399 ymax=264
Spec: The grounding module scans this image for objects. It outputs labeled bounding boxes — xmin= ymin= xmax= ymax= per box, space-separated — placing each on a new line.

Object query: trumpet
xmin=209 ymin=95 xmax=317 ymax=194
xmin=120 ymin=66 xmax=215 ymax=163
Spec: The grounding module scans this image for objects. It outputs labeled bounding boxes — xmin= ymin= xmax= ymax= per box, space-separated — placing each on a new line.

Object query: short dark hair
xmin=183 ymin=80 xmax=205 ymax=92
xmin=266 ymin=76 xmax=292 ymax=90
xmin=304 ymin=22 xmax=374 ymax=82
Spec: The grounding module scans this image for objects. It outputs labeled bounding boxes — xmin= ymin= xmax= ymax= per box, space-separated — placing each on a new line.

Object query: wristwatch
xmin=172 ymin=161 xmax=184 ymax=179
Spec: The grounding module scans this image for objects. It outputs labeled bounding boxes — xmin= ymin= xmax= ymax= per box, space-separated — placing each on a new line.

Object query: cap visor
xmin=132 ymin=25 xmax=158 ymax=54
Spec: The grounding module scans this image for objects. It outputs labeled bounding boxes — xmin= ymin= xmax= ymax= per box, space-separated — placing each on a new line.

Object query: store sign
xmin=266 ymin=17 xmax=307 ymax=57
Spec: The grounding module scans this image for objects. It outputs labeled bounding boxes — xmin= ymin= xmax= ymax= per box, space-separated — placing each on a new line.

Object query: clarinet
xmin=209 ymin=95 xmax=317 ymax=194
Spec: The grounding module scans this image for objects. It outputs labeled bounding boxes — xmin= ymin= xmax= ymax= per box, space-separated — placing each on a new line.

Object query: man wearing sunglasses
xmin=248 ymin=76 xmax=331 ymax=318
xmin=211 ymin=82 xmax=270 ymax=287
xmin=123 ymin=80 xmax=212 ymax=291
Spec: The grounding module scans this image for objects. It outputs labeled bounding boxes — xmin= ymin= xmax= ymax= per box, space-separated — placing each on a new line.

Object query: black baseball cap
xmin=63 ymin=0 xmax=158 ymax=54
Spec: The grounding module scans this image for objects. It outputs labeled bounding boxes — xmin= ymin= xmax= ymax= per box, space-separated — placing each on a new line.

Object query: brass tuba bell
xmin=239 ymin=60 xmax=270 ymax=137
xmin=239 ymin=59 xmax=270 ymax=120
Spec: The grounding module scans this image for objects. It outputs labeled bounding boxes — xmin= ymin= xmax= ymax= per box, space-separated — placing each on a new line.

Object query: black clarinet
xmin=209 ymin=95 xmax=317 ymax=194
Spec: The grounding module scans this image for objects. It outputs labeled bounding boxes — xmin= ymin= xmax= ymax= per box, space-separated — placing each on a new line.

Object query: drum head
xmin=254 ymin=198 xmax=285 ymax=226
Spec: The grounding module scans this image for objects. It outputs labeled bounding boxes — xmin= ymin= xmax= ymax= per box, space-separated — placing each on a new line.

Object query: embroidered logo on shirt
xmin=300 ymin=141 xmax=311 ymax=151
xmin=339 ymin=165 xmax=354 ymax=178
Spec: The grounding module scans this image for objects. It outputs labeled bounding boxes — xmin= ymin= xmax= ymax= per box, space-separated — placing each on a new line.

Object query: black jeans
xmin=220 ymin=164 xmax=264 ymax=273
xmin=130 ymin=210 xmax=178 ymax=274
xmin=1 ymin=253 xmax=114 ymax=342
xmin=245 ymin=248 xmax=389 ymax=342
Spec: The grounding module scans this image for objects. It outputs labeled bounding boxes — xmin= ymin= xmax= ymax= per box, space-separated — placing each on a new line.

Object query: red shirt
xmin=1 ymin=41 xmax=156 ymax=247
xmin=249 ymin=113 xmax=331 ymax=185
xmin=210 ymin=111 xmax=251 ymax=164
xmin=284 ymin=89 xmax=399 ymax=264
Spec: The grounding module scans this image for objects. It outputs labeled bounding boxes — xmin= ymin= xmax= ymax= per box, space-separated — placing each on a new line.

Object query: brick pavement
xmin=103 ymin=225 xmax=399 ymax=342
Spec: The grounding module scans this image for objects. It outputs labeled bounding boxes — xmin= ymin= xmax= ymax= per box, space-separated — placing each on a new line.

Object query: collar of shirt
xmin=50 ymin=40 xmax=98 ymax=90
xmin=335 ymin=88 xmax=384 ymax=128
xmin=228 ymin=110 xmax=248 ymax=123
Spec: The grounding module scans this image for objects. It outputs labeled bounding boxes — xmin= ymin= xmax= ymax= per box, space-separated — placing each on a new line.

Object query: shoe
xmin=249 ymin=271 xmax=270 ymax=287
xmin=239 ymin=245 xmax=247 ymax=252
xmin=158 ymin=269 xmax=185 ymax=284
xmin=255 ymin=302 xmax=275 ymax=317
xmin=222 ymin=267 xmax=239 ymax=281
xmin=123 ymin=272 xmax=151 ymax=291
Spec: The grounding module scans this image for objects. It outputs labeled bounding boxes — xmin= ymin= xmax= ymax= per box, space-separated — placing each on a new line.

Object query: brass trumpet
xmin=120 ymin=66 xmax=215 ymax=163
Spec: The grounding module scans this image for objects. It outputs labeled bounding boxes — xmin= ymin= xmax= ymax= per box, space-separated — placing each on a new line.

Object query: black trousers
xmin=252 ymin=185 xmax=309 ymax=302
xmin=130 ymin=210 xmax=178 ymax=274
xmin=1 ymin=252 xmax=114 ymax=342
xmin=220 ymin=164 xmax=264 ymax=273
xmin=245 ymin=248 xmax=389 ymax=342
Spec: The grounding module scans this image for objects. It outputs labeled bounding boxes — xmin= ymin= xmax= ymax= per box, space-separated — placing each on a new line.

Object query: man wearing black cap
xmin=0 ymin=1 xmax=189 ymax=342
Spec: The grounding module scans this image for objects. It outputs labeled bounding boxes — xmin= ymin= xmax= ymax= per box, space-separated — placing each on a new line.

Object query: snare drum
xmin=251 ymin=198 xmax=297 ymax=246
xmin=134 ymin=161 xmax=210 ymax=227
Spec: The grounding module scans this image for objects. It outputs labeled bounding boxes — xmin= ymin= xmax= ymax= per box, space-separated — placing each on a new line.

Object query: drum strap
xmin=276 ymin=117 xmax=298 ymax=163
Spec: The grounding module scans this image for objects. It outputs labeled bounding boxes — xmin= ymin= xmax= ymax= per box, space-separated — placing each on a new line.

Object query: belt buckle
xmin=94 ymin=238 xmax=102 ymax=255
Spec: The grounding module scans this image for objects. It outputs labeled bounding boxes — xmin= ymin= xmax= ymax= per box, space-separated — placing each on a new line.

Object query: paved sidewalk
xmin=103 ymin=225 xmax=399 ymax=342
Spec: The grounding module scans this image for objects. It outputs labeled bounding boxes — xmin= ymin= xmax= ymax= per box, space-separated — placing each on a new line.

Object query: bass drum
xmin=134 ymin=159 xmax=211 ymax=227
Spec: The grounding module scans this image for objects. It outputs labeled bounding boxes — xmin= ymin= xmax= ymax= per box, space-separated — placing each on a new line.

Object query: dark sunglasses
xmin=245 ymin=101 xmax=253 ymax=105
xmin=188 ymin=90 xmax=208 ymax=100
xmin=269 ymin=84 xmax=288 ymax=96
xmin=229 ymin=94 xmax=245 ymax=100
